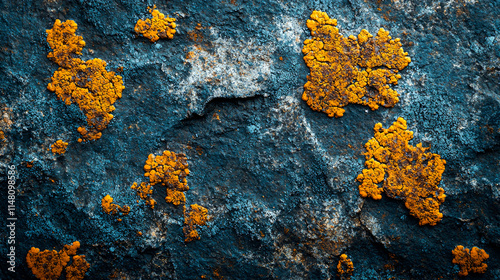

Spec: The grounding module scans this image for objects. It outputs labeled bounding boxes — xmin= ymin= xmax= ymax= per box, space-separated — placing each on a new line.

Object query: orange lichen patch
xmin=135 ymin=6 xmax=176 ymax=42
xmin=51 ymin=140 xmax=68 ymax=155
xmin=357 ymin=28 xmax=411 ymax=70
xmin=337 ymin=254 xmax=354 ymax=278
xmin=63 ymin=241 xmax=81 ymax=256
xmin=302 ymin=11 xmax=411 ymax=117
xmin=26 ymin=248 xmax=69 ymax=280
xmin=46 ymin=20 xmax=124 ymax=142
xmin=452 ymin=245 xmax=489 ymax=276
xmin=144 ymin=150 xmax=189 ymax=188
xmin=101 ymin=195 xmax=131 ymax=216
xmin=0 ymin=130 xmax=4 ymax=141
xmin=356 ymin=117 xmax=446 ymax=226
xmin=48 ymin=58 xmax=124 ymax=142
xmin=130 ymin=182 xmax=157 ymax=209
xmin=165 ymin=189 xmax=186 ymax=206
xmin=144 ymin=150 xmax=190 ymax=205
xmin=46 ymin=19 xmax=85 ymax=68
xmin=183 ymin=204 xmax=208 ymax=242
xmin=26 ymin=241 xmax=83 ymax=280
xmin=65 ymin=255 xmax=90 ymax=280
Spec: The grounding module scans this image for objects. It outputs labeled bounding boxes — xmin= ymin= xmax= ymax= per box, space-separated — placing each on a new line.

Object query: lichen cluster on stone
xmin=135 ymin=6 xmax=177 ymax=42
xmin=302 ymin=11 xmax=411 ymax=117
xmin=26 ymin=241 xmax=89 ymax=280
xmin=22 ymin=7 xmax=492 ymax=278
xmin=452 ymin=245 xmax=489 ymax=276
xmin=337 ymin=254 xmax=354 ymax=278
xmin=101 ymin=194 xmax=130 ymax=216
xmin=131 ymin=151 xmax=208 ymax=242
xmin=130 ymin=182 xmax=157 ymax=209
xmin=46 ymin=19 xmax=124 ymax=142
xmin=51 ymin=140 xmax=68 ymax=155
xmin=183 ymin=204 xmax=209 ymax=242
xmin=65 ymin=255 xmax=91 ymax=280
xmin=143 ymin=150 xmax=190 ymax=206
xmin=356 ymin=117 xmax=446 ymax=226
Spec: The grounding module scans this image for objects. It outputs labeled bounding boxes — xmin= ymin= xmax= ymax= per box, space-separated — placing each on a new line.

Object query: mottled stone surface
xmin=0 ymin=0 xmax=499 ymax=279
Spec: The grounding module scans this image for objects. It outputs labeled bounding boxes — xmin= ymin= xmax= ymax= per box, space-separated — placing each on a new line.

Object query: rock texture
xmin=0 ymin=0 xmax=499 ymax=279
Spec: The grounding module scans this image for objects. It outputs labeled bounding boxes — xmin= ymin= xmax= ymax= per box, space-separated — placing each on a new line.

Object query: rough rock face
xmin=0 ymin=0 xmax=499 ymax=279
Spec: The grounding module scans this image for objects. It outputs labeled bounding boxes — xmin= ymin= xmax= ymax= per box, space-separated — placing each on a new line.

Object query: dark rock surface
xmin=0 ymin=0 xmax=499 ymax=279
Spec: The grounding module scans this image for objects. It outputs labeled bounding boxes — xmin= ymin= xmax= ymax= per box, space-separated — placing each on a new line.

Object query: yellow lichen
xmin=452 ymin=245 xmax=489 ymax=276
xmin=62 ymin=241 xmax=80 ymax=256
xmin=65 ymin=255 xmax=90 ymax=280
xmin=26 ymin=248 xmax=69 ymax=280
xmin=143 ymin=150 xmax=189 ymax=205
xmin=356 ymin=117 xmax=446 ymax=226
xmin=46 ymin=20 xmax=124 ymax=142
xmin=302 ymin=11 xmax=411 ymax=117
xmin=183 ymin=204 xmax=208 ymax=242
xmin=130 ymin=182 xmax=157 ymax=209
xmin=135 ymin=6 xmax=177 ymax=42
xmin=51 ymin=140 xmax=68 ymax=155
xmin=46 ymin=19 xmax=85 ymax=68
xmin=165 ymin=189 xmax=186 ymax=206
xmin=26 ymin=241 xmax=85 ymax=280
xmin=101 ymin=194 xmax=131 ymax=216
xmin=337 ymin=254 xmax=354 ymax=278
xmin=133 ymin=151 xmax=204 ymax=241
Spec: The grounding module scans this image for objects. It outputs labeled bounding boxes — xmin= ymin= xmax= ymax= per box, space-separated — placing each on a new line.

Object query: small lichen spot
xmin=135 ymin=5 xmax=177 ymax=42
xmin=51 ymin=140 xmax=68 ymax=155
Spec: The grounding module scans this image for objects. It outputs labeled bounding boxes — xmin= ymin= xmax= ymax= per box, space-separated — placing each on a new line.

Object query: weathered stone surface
xmin=0 ymin=0 xmax=498 ymax=279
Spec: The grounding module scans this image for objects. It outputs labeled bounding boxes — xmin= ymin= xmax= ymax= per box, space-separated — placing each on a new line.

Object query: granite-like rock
xmin=0 ymin=0 xmax=498 ymax=279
